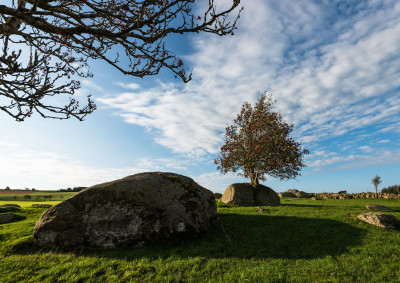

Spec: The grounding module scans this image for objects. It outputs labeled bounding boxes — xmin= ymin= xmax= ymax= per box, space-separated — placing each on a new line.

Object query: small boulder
xmin=0 ymin=213 xmax=15 ymax=224
xmin=357 ymin=213 xmax=400 ymax=229
xmin=221 ymin=183 xmax=280 ymax=206
xmin=278 ymin=192 xmax=297 ymax=198
xmin=311 ymin=197 xmax=321 ymax=200
xmin=365 ymin=204 xmax=393 ymax=211
xmin=0 ymin=204 xmax=21 ymax=208
xmin=33 ymin=172 xmax=216 ymax=249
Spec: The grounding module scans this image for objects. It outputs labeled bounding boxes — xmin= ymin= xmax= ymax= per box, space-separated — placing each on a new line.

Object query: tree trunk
xmin=247 ymin=168 xmax=259 ymax=188
xmin=375 ymin=186 xmax=379 ymax=198
xmin=249 ymin=175 xmax=259 ymax=188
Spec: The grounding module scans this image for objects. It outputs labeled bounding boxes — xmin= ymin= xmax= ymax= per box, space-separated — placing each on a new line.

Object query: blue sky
xmin=1 ymin=0 xmax=399 ymax=193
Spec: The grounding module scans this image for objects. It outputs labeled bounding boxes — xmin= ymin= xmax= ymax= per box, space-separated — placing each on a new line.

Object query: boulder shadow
xmin=8 ymin=214 xmax=366 ymax=260
xmin=89 ymin=213 xmax=366 ymax=260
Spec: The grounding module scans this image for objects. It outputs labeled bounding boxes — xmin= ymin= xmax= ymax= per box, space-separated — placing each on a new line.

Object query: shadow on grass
xmin=94 ymin=213 xmax=366 ymax=260
xmin=281 ymin=204 xmax=326 ymax=208
xmin=8 ymin=213 xmax=367 ymax=260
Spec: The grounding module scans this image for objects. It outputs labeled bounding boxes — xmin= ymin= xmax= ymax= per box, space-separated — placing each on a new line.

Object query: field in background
xmin=1 ymin=198 xmax=400 ymax=281
xmin=0 ymin=191 xmax=76 ymax=202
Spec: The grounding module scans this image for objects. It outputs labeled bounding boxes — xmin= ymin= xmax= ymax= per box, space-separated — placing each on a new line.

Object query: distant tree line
xmin=59 ymin=187 xmax=86 ymax=192
xmin=2 ymin=186 xmax=35 ymax=190
xmin=381 ymin=185 xmax=400 ymax=194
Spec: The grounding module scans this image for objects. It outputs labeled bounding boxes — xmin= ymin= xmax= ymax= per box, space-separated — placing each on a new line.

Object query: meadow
xmin=0 ymin=190 xmax=76 ymax=203
xmin=1 ymin=197 xmax=400 ymax=282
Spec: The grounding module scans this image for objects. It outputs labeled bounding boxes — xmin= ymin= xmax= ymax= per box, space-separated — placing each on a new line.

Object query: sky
xmin=1 ymin=0 xmax=399 ymax=193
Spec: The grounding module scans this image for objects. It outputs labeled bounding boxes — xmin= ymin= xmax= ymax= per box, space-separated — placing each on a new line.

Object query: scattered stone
xmin=32 ymin=204 xmax=52 ymax=208
xmin=221 ymin=183 xmax=280 ymax=206
xmin=365 ymin=204 xmax=393 ymax=211
xmin=357 ymin=213 xmax=400 ymax=229
xmin=257 ymin=207 xmax=265 ymax=213
xmin=33 ymin=172 xmax=217 ymax=249
xmin=0 ymin=213 xmax=15 ymax=224
xmin=311 ymin=197 xmax=321 ymax=200
xmin=338 ymin=190 xmax=347 ymax=194
xmin=0 ymin=204 xmax=21 ymax=208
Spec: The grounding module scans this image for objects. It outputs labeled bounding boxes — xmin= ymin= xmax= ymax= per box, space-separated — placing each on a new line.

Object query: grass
xmin=1 ymin=198 xmax=400 ymax=282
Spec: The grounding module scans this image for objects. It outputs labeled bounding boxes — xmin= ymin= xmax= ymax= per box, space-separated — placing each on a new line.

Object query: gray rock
xmin=365 ymin=204 xmax=393 ymax=211
xmin=278 ymin=192 xmax=297 ymax=198
xmin=0 ymin=204 xmax=21 ymax=208
xmin=357 ymin=213 xmax=400 ymax=229
xmin=221 ymin=183 xmax=280 ymax=206
xmin=0 ymin=213 xmax=15 ymax=224
xmin=311 ymin=197 xmax=321 ymax=200
xmin=33 ymin=172 xmax=216 ymax=249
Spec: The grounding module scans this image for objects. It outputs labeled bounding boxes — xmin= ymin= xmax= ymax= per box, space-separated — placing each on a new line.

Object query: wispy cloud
xmin=99 ymin=0 xmax=400 ymax=162
xmin=116 ymin=82 xmax=141 ymax=90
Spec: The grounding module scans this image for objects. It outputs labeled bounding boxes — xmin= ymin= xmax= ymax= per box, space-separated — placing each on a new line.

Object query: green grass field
xmin=0 ymin=191 xmax=76 ymax=202
xmin=1 ymin=198 xmax=400 ymax=282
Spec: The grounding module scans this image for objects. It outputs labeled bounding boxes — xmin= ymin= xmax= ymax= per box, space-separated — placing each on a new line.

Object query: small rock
xmin=365 ymin=204 xmax=393 ymax=211
xmin=0 ymin=213 xmax=15 ymax=224
xmin=357 ymin=213 xmax=400 ymax=229
xmin=0 ymin=204 xmax=21 ymax=208
xmin=257 ymin=207 xmax=265 ymax=213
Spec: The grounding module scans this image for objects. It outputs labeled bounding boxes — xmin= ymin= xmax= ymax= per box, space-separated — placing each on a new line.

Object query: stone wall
xmin=313 ymin=192 xmax=400 ymax=200
xmin=279 ymin=190 xmax=400 ymax=200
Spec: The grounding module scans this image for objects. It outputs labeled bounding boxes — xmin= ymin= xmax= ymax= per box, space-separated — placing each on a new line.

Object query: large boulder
xmin=357 ymin=213 xmax=400 ymax=229
xmin=221 ymin=183 xmax=280 ymax=206
xmin=33 ymin=172 xmax=217 ymax=249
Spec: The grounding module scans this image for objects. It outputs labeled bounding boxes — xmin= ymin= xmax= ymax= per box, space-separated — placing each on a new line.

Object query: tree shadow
xmin=8 ymin=213 xmax=366 ymax=260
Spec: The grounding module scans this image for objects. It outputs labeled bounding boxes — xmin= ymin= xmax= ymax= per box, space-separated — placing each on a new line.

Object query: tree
xmin=381 ymin=185 xmax=400 ymax=194
xmin=372 ymin=175 xmax=382 ymax=197
xmin=4 ymin=186 xmax=10 ymax=190
xmin=214 ymin=92 xmax=309 ymax=188
xmin=23 ymin=194 xmax=32 ymax=200
xmin=0 ymin=0 xmax=242 ymax=121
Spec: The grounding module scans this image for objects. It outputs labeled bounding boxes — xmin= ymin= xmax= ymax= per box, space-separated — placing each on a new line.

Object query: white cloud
xmin=0 ymin=141 xmax=20 ymax=147
xmin=306 ymin=148 xmax=400 ymax=171
xmin=116 ymin=82 xmax=141 ymax=90
xmin=98 ymin=0 xmax=400 ymax=160
xmin=358 ymin=146 xmax=373 ymax=153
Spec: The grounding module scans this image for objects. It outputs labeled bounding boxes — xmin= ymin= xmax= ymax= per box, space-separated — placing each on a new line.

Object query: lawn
xmin=1 ymin=198 xmax=400 ymax=282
